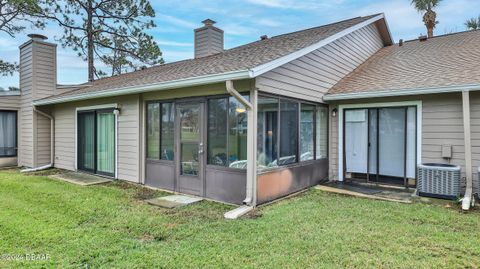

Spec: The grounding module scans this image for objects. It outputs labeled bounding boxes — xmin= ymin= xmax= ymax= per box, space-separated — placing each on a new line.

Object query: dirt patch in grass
xmin=109 ymin=181 xmax=162 ymax=200
xmin=138 ymin=232 xmax=168 ymax=243
xmin=133 ymin=187 xmax=158 ymax=200
xmin=244 ymin=209 xmax=263 ymax=219
xmin=27 ymin=168 xmax=64 ymax=177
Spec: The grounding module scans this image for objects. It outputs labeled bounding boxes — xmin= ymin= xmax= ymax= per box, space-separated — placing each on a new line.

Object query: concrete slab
xmin=49 ymin=172 xmax=113 ymax=186
xmin=146 ymin=195 xmax=203 ymax=208
xmin=316 ymin=185 xmax=413 ymax=204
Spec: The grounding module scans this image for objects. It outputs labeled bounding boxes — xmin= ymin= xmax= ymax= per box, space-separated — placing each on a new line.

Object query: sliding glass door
xmin=96 ymin=111 xmax=115 ymax=175
xmin=344 ymin=106 xmax=416 ymax=187
xmin=78 ymin=109 xmax=115 ymax=177
xmin=78 ymin=111 xmax=95 ymax=173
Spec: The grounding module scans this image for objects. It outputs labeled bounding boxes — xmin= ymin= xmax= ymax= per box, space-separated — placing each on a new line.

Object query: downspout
xmin=225 ymin=80 xmax=257 ymax=214
xmin=21 ymin=107 xmax=54 ymax=172
xmin=461 ymin=90 xmax=474 ymax=210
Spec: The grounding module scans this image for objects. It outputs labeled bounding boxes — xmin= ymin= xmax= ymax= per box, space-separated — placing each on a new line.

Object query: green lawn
xmin=1 ymin=170 xmax=479 ymax=268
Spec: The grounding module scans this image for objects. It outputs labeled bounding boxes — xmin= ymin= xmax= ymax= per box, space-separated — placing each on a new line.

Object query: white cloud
xmin=156 ymin=14 xmax=197 ymax=29
xmin=157 ymin=40 xmax=193 ymax=47
xmin=257 ymin=18 xmax=283 ymax=27
xmin=223 ymin=23 xmax=256 ymax=36
xmin=245 ymin=0 xmax=344 ymax=10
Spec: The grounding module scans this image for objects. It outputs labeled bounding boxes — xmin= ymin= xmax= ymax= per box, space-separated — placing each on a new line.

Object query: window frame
xmin=0 ymin=110 xmax=18 ymax=158
xmin=315 ymin=105 xmax=329 ymax=160
xmin=206 ymin=94 xmax=249 ymax=170
xmin=145 ymin=100 xmax=176 ymax=162
xmin=257 ymin=93 xmax=328 ymax=170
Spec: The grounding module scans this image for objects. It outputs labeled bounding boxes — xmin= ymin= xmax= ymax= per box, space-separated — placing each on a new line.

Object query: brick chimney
xmin=18 ymin=34 xmax=57 ymax=167
xmin=194 ymin=19 xmax=224 ymax=58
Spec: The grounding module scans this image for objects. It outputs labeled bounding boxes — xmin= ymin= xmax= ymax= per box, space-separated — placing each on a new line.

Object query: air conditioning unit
xmin=417 ymin=163 xmax=461 ymax=200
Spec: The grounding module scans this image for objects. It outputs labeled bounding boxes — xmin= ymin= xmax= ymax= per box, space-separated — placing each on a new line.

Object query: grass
xmin=1 ymin=169 xmax=480 ymax=268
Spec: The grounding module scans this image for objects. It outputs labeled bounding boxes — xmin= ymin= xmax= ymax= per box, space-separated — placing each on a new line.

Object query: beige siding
xmin=36 ymin=113 xmax=51 ymax=166
xmin=328 ymin=92 xmax=480 ymax=193
xmin=328 ymin=104 xmax=339 ymax=180
xmin=19 ymin=43 xmax=34 ymax=167
xmin=194 ymin=27 xmax=223 ymax=58
xmin=53 ymin=94 xmax=141 ymax=183
xmin=142 ymin=79 xmax=252 ymax=101
xmin=18 ymin=40 xmax=56 ymax=167
xmin=256 ymin=23 xmax=384 ymax=102
xmin=0 ymin=94 xmax=21 ymax=110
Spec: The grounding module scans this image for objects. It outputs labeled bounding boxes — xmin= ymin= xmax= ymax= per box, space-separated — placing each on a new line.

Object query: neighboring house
xmin=0 ymin=13 xmax=478 ymax=206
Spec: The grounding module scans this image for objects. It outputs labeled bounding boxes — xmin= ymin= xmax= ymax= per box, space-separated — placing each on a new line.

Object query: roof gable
xmin=34 ymin=14 xmax=390 ymax=105
xmin=325 ymin=30 xmax=480 ymax=100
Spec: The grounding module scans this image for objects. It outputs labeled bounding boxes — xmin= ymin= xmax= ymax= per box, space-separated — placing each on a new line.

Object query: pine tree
xmin=34 ymin=0 xmax=163 ymax=81
xmin=0 ymin=0 xmax=42 ymax=76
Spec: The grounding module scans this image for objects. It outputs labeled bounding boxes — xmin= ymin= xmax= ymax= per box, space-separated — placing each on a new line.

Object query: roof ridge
xmin=403 ymin=29 xmax=480 ymax=43
xmin=71 ymin=14 xmax=381 ymax=87
xmin=269 ymin=14 xmax=379 ymax=40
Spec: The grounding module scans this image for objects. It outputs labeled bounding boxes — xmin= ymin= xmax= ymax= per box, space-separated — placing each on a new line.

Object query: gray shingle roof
xmin=327 ymin=30 xmax=480 ymax=97
xmin=38 ymin=15 xmax=378 ymax=103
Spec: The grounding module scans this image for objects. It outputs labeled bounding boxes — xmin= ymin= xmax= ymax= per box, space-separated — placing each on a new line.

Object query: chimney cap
xmin=260 ymin=35 xmax=268 ymax=40
xmin=28 ymin=34 xmax=48 ymax=41
xmin=202 ymin=19 xmax=216 ymax=27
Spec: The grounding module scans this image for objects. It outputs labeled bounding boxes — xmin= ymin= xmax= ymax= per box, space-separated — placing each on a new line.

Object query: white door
xmin=345 ymin=109 xmax=368 ymax=174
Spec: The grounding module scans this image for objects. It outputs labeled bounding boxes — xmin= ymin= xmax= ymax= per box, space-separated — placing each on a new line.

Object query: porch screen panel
xmin=406 ymin=107 xmax=416 ymax=178
xmin=161 ymin=103 xmax=175 ymax=160
xmin=96 ymin=112 xmax=115 ymax=175
xmin=279 ymin=100 xmax=298 ymax=165
xmin=300 ymin=104 xmax=315 ymax=161
xmin=146 ymin=103 xmax=160 ymax=159
xmin=0 ymin=111 xmax=16 ymax=157
xmin=257 ymin=97 xmax=278 ymax=169
xmin=228 ymin=96 xmax=248 ymax=169
xmin=378 ymin=108 xmax=405 ymax=177
xmin=345 ymin=109 xmax=368 ymax=173
xmin=207 ymin=98 xmax=227 ymax=166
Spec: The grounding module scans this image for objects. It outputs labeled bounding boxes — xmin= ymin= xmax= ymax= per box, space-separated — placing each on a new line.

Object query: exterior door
xmin=77 ymin=109 xmax=116 ymax=177
xmin=175 ymin=102 xmax=205 ymax=196
xmin=78 ymin=111 xmax=96 ymax=173
xmin=344 ymin=106 xmax=416 ymax=187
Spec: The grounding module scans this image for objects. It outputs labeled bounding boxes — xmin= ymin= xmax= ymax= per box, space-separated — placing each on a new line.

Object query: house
xmin=1 ymin=13 xmax=478 ymax=208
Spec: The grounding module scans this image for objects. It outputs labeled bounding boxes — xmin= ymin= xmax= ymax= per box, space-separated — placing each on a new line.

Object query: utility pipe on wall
xmin=461 ymin=90 xmax=473 ymax=210
xmin=226 ymin=80 xmax=257 ymax=207
xmin=22 ymin=108 xmax=54 ymax=172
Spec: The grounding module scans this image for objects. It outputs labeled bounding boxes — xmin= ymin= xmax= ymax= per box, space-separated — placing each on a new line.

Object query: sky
xmin=1 ymin=0 xmax=480 ymax=89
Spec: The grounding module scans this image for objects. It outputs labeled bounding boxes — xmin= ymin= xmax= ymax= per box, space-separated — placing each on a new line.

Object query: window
xmin=146 ymin=102 xmax=174 ymax=161
xmin=257 ymin=97 xmax=278 ymax=168
xmin=316 ymin=106 xmax=328 ymax=159
xmin=228 ymin=97 xmax=248 ymax=168
xmin=161 ymin=103 xmax=175 ymax=160
xmin=257 ymin=96 xmax=329 ymax=170
xmin=207 ymin=95 xmax=248 ymax=169
xmin=279 ymin=100 xmax=298 ymax=165
xmin=207 ymin=98 xmax=227 ymax=166
xmin=300 ymin=104 xmax=315 ymax=161
xmin=147 ymin=103 xmax=160 ymax=159
xmin=0 ymin=111 xmax=17 ymax=157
